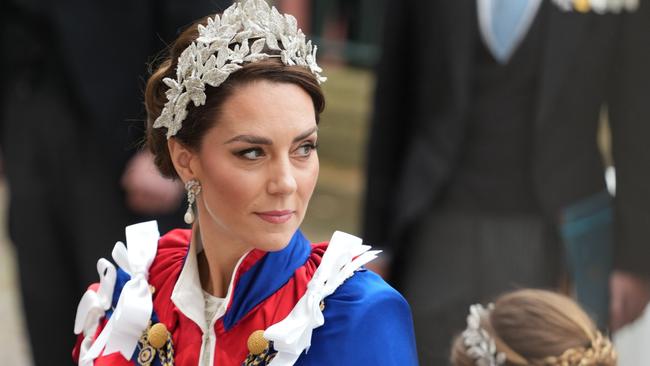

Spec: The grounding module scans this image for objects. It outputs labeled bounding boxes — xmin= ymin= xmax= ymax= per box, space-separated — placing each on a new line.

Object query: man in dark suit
xmin=363 ymin=0 xmax=650 ymax=363
xmin=0 ymin=1 xmax=230 ymax=364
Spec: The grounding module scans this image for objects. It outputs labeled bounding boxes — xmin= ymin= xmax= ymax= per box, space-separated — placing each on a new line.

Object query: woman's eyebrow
xmin=224 ymin=135 xmax=272 ymax=145
xmin=292 ymin=126 xmax=319 ymax=143
xmin=225 ymin=126 xmax=318 ymax=145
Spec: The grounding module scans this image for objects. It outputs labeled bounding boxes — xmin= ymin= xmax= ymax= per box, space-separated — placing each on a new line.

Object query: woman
xmin=72 ymin=0 xmax=418 ymax=365
xmin=451 ymin=289 xmax=616 ymax=366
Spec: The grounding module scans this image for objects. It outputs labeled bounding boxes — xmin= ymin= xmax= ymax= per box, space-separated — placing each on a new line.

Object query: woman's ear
xmin=168 ymin=138 xmax=199 ymax=182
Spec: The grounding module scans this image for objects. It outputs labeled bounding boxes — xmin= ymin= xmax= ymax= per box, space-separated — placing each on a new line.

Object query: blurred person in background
xmin=363 ymin=0 xmax=650 ymax=363
xmin=0 ymin=0 xmax=230 ymax=364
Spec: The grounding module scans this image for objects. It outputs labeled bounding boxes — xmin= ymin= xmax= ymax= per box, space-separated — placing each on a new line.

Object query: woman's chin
xmin=250 ymin=229 xmax=298 ymax=252
xmin=244 ymin=214 xmax=304 ymax=251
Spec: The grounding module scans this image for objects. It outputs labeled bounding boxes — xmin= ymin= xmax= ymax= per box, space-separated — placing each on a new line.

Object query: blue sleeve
xmin=295 ymin=269 xmax=419 ymax=365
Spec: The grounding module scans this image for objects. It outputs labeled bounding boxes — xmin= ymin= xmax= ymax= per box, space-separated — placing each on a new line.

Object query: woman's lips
xmin=255 ymin=210 xmax=295 ymax=224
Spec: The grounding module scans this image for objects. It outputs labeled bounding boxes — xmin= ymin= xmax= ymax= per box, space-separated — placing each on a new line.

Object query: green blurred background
xmin=301 ymin=66 xmax=374 ymax=242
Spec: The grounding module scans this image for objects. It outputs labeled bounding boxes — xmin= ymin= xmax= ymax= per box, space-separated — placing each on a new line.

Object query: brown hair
xmin=144 ymin=16 xmax=326 ymax=178
xmin=451 ymin=289 xmax=617 ymax=366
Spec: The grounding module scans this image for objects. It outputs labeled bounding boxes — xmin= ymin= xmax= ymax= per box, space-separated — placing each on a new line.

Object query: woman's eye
xmin=237 ymin=147 xmax=265 ymax=160
xmin=295 ymin=142 xmax=318 ymax=157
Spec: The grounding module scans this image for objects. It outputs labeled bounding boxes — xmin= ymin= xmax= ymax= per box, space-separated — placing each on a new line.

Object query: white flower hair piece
xmin=153 ymin=0 xmax=327 ymax=139
xmin=462 ymin=303 xmax=507 ymax=366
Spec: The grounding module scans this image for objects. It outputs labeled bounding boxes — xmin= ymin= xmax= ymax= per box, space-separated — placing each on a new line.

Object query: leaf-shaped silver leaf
xmin=203 ymin=54 xmax=218 ymax=73
xmin=162 ymin=77 xmax=180 ymax=90
xmin=202 ymin=69 xmax=230 ymax=87
xmin=250 ymin=38 xmax=266 ymax=54
xmin=221 ymin=64 xmax=243 ymax=74
xmin=216 ymin=48 xmax=229 ymax=68
xmin=234 ymin=30 xmax=253 ymax=43
xmin=265 ymin=33 xmax=280 ymax=50
xmin=284 ymin=14 xmax=298 ymax=33
xmin=243 ymin=53 xmax=270 ymax=63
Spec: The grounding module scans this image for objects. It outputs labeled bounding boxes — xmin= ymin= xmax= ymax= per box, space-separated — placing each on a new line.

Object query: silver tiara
xmin=462 ymin=303 xmax=507 ymax=366
xmin=153 ymin=0 xmax=327 ymax=139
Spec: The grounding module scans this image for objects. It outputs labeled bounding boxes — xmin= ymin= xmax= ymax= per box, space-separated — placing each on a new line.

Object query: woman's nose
xmin=266 ymin=158 xmax=297 ymax=195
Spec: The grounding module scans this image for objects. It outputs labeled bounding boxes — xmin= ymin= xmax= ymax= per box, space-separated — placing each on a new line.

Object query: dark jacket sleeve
xmin=607 ymin=5 xmax=650 ymax=277
xmin=362 ymin=0 xmax=415 ymax=249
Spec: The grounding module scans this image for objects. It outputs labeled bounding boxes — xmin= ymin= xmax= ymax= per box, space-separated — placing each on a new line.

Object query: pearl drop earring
xmin=184 ymin=179 xmax=201 ymax=224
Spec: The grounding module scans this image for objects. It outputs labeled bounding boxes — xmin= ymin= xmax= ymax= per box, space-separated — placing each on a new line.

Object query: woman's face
xmin=191 ymin=80 xmax=319 ymax=252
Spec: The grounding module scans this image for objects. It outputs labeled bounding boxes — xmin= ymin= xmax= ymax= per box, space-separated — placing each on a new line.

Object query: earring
xmin=184 ymin=179 xmax=202 ymax=224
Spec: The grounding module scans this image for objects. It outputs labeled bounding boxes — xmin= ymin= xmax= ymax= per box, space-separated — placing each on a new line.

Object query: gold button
xmin=149 ymin=285 xmax=156 ymax=294
xmin=319 ymin=300 xmax=325 ymax=312
xmin=148 ymin=323 xmax=169 ymax=349
xmin=247 ymin=330 xmax=269 ymax=355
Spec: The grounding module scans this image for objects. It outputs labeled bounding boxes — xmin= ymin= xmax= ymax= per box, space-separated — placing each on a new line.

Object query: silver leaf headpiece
xmin=153 ymin=0 xmax=327 ymax=139
xmin=462 ymin=303 xmax=507 ymax=366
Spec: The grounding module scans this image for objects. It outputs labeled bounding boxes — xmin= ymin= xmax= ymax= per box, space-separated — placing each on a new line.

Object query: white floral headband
xmin=462 ymin=303 xmax=506 ymax=366
xmin=153 ymin=0 xmax=327 ymax=139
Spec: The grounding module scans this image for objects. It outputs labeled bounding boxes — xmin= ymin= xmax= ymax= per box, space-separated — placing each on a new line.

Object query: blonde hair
xmin=451 ymin=289 xmax=617 ymax=366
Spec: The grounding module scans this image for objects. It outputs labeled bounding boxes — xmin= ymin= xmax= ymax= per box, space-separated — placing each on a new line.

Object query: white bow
xmin=82 ymin=221 xmax=160 ymax=362
xmin=74 ymin=258 xmax=116 ymax=366
xmin=264 ymin=231 xmax=381 ymax=366
xmin=74 ymin=258 xmax=117 ymax=336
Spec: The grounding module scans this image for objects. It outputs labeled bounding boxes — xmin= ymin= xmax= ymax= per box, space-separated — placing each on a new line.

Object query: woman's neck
xmin=194 ymin=221 xmax=252 ymax=298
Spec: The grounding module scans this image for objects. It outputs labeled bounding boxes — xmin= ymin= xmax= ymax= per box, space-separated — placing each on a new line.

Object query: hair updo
xmin=451 ymin=289 xmax=617 ymax=366
xmin=144 ymin=15 xmax=326 ymax=179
